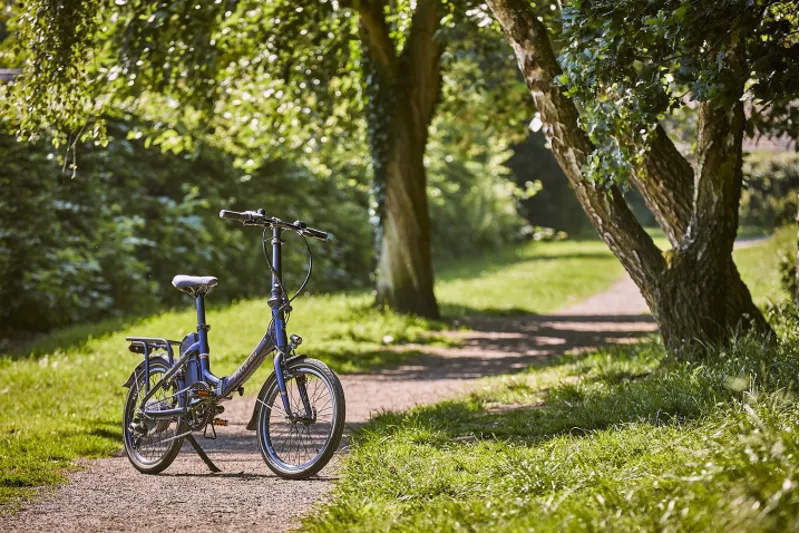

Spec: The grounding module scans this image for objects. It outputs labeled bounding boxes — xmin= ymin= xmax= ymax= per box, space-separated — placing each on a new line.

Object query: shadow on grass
xmin=2 ymin=239 xmax=617 ymax=362
xmin=440 ymin=304 xmax=532 ymax=318
xmin=86 ymin=426 xmax=122 ymax=442
xmin=321 ymin=349 xmax=430 ymax=375
xmin=358 ymin=348 xmax=712 ymax=450
xmin=0 ymin=314 xmax=151 ymax=360
xmin=0 ymin=296 xmax=254 ymax=361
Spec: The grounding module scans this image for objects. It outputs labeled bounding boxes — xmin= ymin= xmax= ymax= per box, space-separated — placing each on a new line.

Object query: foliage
xmin=778 ymin=250 xmax=798 ymax=303
xmin=6 ymin=0 xmax=104 ymax=147
xmin=0 ymin=237 xmax=624 ymax=508
xmin=557 ymin=0 xmax=799 ymax=184
xmin=508 ymin=131 xmax=592 ymax=234
xmin=0 ymin=110 xmax=533 ymax=336
xmin=4 ymin=1 xmax=530 ymax=144
xmin=740 ymin=151 xmax=798 ymax=231
xmin=0 ymin=119 xmax=375 ymax=334
xmin=303 ymin=312 xmax=798 ymax=532
xmin=426 ymin=116 xmax=529 ymax=257
xmin=2 ymin=0 xmax=528 ymax=181
xmin=4 ymin=0 xmax=536 ymax=320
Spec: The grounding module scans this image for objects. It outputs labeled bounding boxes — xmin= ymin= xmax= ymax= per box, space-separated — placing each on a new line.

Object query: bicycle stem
xmin=269 ymin=225 xmax=293 ymax=414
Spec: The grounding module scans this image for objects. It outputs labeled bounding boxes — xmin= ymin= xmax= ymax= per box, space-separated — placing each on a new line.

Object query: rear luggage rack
xmin=126 ymin=337 xmax=179 ymax=364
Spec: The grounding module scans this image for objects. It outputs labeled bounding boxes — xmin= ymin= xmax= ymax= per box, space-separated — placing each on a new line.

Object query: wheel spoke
xmin=125 ymin=366 xmax=181 ymax=466
xmin=261 ymin=364 xmax=340 ymax=472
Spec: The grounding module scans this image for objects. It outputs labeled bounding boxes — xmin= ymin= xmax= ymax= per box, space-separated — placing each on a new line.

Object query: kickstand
xmin=185 ymin=434 xmax=221 ymax=473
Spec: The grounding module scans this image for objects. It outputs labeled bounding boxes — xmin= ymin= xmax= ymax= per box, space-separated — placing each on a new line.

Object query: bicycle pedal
xmin=212 ymin=418 xmax=228 ymax=426
xmin=236 ymin=386 xmax=244 ymax=396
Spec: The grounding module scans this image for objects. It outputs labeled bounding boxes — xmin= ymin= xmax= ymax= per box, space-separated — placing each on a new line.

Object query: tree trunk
xmin=486 ymin=0 xmax=772 ymax=351
xmin=375 ymin=107 xmax=438 ymax=316
xmin=359 ymin=0 xmax=441 ymax=318
xmin=634 ymin=127 xmax=771 ymax=335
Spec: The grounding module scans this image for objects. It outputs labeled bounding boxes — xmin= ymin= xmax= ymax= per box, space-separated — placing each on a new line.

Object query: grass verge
xmin=304 ymin=316 xmax=798 ymax=532
xmin=733 ymin=224 xmax=797 ymax=308
xmin=0 ymin=238 xmax=622 ymax=509
xmin=302 ymin=228 xmax=799 ymax=531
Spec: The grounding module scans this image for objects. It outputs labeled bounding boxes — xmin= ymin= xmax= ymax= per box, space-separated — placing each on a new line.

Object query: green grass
xmin=734 ymin=225 xmax=797 ymax=307
xmin=645 ymin=225 xmax=776 ymax=242
xmin=737 ymin=225 xmax=774 ymax=239
xmin=303 ymin=229 xmax=800 ymax=532
xmin=0 ymin=238 xmax=623 ymax=510
xmin=304 ymin=322 xmax=799 ymax=532
xmin=435 ymin=239 xmax=623 ymax=315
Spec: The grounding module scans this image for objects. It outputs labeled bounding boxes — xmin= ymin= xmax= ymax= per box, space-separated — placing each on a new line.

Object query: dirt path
xmin=2 ymin=275 xmax=655 ymax=532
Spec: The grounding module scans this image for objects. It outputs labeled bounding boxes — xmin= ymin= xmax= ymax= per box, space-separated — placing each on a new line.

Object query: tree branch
xmin=486 ymin=0 xmax=665 ymax=293
xmin=402 ymin=0 xmax=443 ymax=133
xmin=631 ymin=125 xmax=694 ymax=248
xmin=686 ymin=34 xmax=747 ymax=260
xmin=357 ymin=0 xmax=398 ymax=76
xmin=689 ymin=98 xmax=746 ymax=255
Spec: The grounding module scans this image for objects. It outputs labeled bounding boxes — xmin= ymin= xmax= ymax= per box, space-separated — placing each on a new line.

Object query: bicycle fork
xmin=271 ymin=323 xmax=313 ymax=420
xmin=272 ymin=348 xmax=314 ymax=420
xmin=269 ymin=224 xmax=313 ymax=421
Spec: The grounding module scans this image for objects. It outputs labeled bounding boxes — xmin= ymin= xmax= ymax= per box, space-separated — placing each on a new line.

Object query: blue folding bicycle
xmin=121 ymin=209 xmax=345 ymax=479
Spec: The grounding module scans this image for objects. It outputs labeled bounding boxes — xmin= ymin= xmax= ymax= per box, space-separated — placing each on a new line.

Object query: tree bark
xmin=635 ymin=125 xmax=771 ymax=335
xmin=359 ymin=0 xmax=441 ymax=318
xmin=375 ymin=108 xmax=439 ymax=317
xmin=486 ymin=0 xmax=772 ymax=350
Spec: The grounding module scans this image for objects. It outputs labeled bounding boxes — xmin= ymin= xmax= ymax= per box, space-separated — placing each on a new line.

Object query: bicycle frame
xmin=133 ymin=225 xmax=299 ymax=419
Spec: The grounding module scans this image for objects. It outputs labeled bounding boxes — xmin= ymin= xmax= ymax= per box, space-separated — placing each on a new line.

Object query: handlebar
xmin=219 ymin=209 xmax=330 ymax=242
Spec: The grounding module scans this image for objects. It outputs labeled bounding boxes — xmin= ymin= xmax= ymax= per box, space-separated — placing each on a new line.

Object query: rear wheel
xmin=256 ymin=358 xmax=345 ymax=479
xmin=123 ymin=358 xmax=184 ymax=474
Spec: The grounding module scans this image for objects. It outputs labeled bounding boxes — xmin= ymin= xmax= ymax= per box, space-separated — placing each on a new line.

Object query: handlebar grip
xmin=219 ymin=210 xmax=250 ymax=222
xmin=303 ymin=227 xmax=329 ymax=241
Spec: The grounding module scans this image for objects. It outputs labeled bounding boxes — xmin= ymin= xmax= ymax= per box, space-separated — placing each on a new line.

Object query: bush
xmin=426 ymin=116 xmax=529 ymax=258
xmin=0 ymin=117 xmax=527 ymax=336
xmin=0 ymin=121 xmax=375 ymax=334
xmin=740 ymin=151 xmax=798 ymax=231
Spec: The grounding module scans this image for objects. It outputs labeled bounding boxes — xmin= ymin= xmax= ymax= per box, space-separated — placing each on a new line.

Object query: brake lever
xmin=243 ymin=211 xmax=270 ymax=226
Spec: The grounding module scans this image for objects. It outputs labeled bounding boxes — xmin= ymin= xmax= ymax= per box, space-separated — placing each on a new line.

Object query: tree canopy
xmin=4 ymin=1 xmax=527 ymax=163
xmin=557 ymin=0 xmax=798 ymax=183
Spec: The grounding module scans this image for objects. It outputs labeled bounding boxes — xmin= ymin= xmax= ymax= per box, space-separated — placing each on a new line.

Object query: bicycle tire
xmin=255 ymin=358 xmax=345 ymax=479
xmin=122 ymin=357 xmax=184 ymax=474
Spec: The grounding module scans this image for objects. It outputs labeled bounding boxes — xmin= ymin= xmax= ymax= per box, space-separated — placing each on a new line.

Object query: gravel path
xmin=1 ymin=274 xmax=655 ymax=533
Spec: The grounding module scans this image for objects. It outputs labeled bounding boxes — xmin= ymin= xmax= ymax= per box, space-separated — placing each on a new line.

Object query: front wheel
xmin=256 ymin=358 xmax=345 ymax=479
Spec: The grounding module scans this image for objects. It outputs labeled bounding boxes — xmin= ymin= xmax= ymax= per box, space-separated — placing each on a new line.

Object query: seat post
xmin=195 ymin=294 xmax=213 ymax=376
xmin=195 ymin=294 xmax=207 ymax=333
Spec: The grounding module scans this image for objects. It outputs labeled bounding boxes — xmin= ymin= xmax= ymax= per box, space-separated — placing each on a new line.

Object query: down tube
xmin=221 ymin=333 xmax=276 ymax=397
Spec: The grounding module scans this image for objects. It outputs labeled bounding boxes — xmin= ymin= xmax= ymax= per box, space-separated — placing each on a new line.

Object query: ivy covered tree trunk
xmin=486 ymin=0 xmax=772 ymax=350
xmin=359 ymin=0 xmax=441 ymax=318
xmin=375 ymin=107 xmax=438 ymax=316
